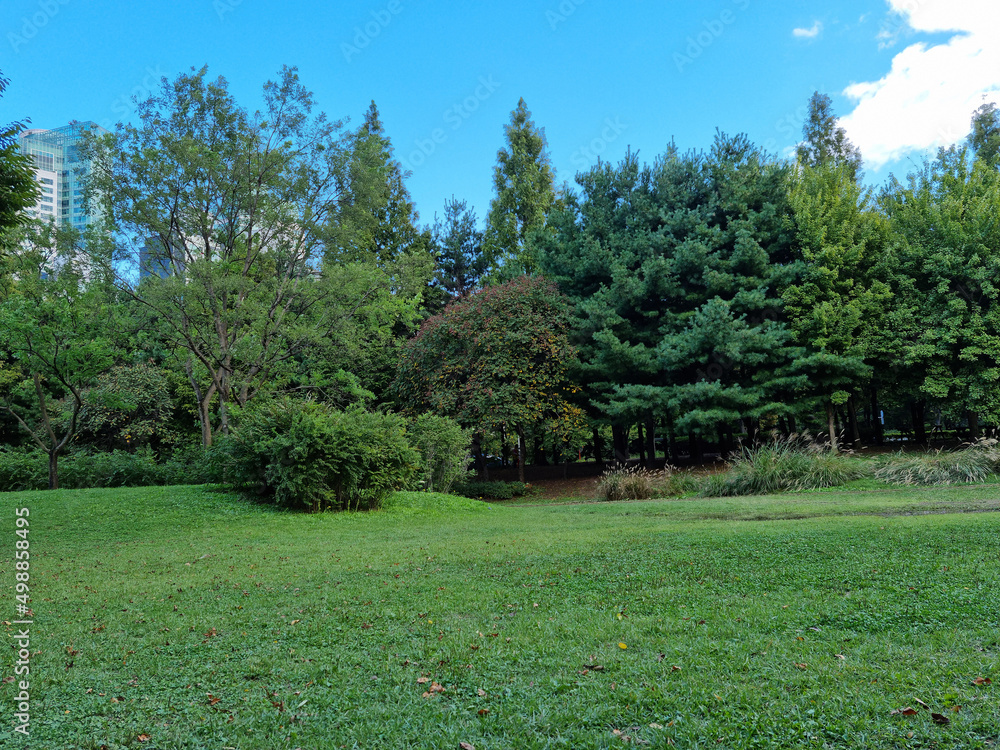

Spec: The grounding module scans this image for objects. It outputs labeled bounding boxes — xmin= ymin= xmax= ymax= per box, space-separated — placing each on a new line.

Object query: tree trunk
xmin=847 ymin=396 xmax=861 ymax=446
xmin=592 ymin=427 xmax=604 ymax=466
xmin=910 ymin=400 xmax=927 ymax=445
xmin=827 ymin=402 xmax=839 ymax=453
xmin=611 ymin=424 xmax=629 ymax=464
xmin=472 ymin=433 xmax=486 ymax=475
xmin=787 ymin=414 xmax=797 ymax=435
xmin=689 ymin=432 xmax=703 ymax=462
xmin=870 ymin=387 xmax=884 ymax=445
xmin=533 ymin=430 xmax=549 ymax=465
xmin=665 ymin=417 xmax=677 ymax=465
xmin=636 ymin=422 xmax=647 ymax=466
xmin=645 ymin=416 xmax=657 ymax=468
xmin=517 ymin=425 xmax=526 ymax=483
xmin=968 ymin=410 xmax=980 ymax=441
xmin=48 ymin=449 xmax=59 ymax=490
xmin=718 ymin=421 xmax=732 ymax=457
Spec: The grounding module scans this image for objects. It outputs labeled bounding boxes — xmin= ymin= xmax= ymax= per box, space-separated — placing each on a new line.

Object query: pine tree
xmin=796 ymin=92 xmax=863 ymax=181
xmin=483 ymin=98 xmax=555 ymax=278
xmin=325 ymin=101 xmax=427 ymax=272
xmin=430 ymin=197 xmax=485 ymax=302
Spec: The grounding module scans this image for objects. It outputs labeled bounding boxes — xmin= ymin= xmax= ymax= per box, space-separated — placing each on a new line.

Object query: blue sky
xmin=4 ymin=0 xmax=998 ymax=227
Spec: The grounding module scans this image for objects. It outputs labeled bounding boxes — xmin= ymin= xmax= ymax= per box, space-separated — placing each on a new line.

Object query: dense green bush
xmin=406 ymin=413 xmax=471 ymax=493
xmin=452 ymin=479 xmax=529 ymax=500
xmin=0 ymin=444 xmax=219 ymax=492
xmin=61 ymin=447 xmax=163 ymax=488
xmin=221 ymin=399 xmax=419 ymax=512
xmin=701 ymin=436 xmax=869 ymax=497
xmin=0 ymin=448 xmax=46 ymax=491
xmin=874 ymin=440 xmax=1000 ymax=485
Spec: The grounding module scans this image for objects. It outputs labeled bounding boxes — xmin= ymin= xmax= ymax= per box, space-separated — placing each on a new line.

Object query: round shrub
xmin=221 ymin=399 xmax=419 ymax=512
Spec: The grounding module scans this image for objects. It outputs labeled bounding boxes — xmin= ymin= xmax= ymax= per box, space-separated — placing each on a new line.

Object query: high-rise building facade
xmin=18 ymin=120 xmax=106 ymax=230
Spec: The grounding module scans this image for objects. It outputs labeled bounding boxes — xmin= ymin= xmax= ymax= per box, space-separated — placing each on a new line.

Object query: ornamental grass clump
xmin=598 ymin=464 xmax=699 ymax=501
xmin=701 ymin=434 xmax=869 ymax=497
xmin=874 ymin=439 xmax=1000 ymax=486
xmin=598 ymin=465 xmax=656 ymax=501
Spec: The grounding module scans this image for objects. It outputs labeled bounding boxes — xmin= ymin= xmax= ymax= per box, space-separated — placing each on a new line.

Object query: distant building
xmin=19 ymin=120 xmax=107 ymax=231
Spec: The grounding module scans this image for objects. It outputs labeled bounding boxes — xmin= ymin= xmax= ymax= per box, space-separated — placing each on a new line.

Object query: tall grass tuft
xmin=874 ymin=439 xmax=1000 ymax=486
xmin=597 ymin=464 xmax=698 ymax=501
xmin=701 ymin=434 xmax=869 ymax=497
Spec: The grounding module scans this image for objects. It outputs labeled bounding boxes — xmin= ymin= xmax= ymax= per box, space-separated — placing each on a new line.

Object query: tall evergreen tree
xmin=483 ymin=98 xmax=555 ymax=278
xmin=796 ymin=92 xmax=864 ymax=181
xmin=539 ymin=135 xmax=807 ymax=455
xmin=429 ymin=197 xmax=485 ymax=303
xmin=784 ymin=162 xmax=887 ymax=450
xmin=880 ymin=147 xmax=1000 ymax=437
xmin=325 ymin=101 xmax=426 ymax=272
xmin=785 ymin=97 xmax=884 ymax=449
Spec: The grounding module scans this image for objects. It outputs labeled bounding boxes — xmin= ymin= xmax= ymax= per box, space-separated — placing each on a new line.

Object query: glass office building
xmin=19 ymin=120 xmax=107 ymax=230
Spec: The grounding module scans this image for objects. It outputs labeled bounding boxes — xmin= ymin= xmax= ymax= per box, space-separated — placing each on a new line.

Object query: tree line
xmin=2 ymin=64 xmax=1000 ymax=491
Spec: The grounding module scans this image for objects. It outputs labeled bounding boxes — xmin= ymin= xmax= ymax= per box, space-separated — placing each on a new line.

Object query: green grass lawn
xmin=1 ymin=485 xmax=998 ymax=749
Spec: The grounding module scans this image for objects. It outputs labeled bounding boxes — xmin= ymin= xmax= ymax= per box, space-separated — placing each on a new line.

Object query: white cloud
xmin=793 ymin=21 xmax=823 ymax=39
xmin=841 ymin=0 xmax=1000 ymax=169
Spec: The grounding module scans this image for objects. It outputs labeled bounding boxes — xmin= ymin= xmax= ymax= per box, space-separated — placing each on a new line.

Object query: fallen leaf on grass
xmin=422 ymin=681 xmax=446 ymax=697
xmin=891 ymin=707 xmax=918 ymax=716
xmin=137 ymin=734 xmax=151 ymax=743
xmin=671 ymin=665 xmax=681 ymax=672
xmin=203 ymin=628 xmax=218 ymax=639
xmin=460 ymin=743 xmax=476 ymax=750
xmin=931 ymin=712 xmax=950 ymax=726
xmin=835 ymin=654 xmax=845 ymax=660
xmin=477 ymin=688 xmax=486 ymax=697
xmin=972 ymin=677 xmax=992 ymax=686
xmin=477 ymin=708 xmax=489 ymax=715
xmin=582 ymin=664 xmax=605 ymax=671
xmin=417 ymin=677 xmax=430 ymax=684
xmin=915 ymin=698 xmax=930 ymax=710
xmin=207 ymin=693 xmax=221 ymax=706
xmin=794 ymin=663 xmax=808 ymax=670
xmin=618 ymin=642 xmax=628 ymax=650
xmin=951 ymin=705 xmax=961 ymax=713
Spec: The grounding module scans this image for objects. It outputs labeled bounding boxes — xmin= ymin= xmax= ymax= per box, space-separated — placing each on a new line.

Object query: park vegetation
xmin=3 ymin=65 xmax=1000 ymax=501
